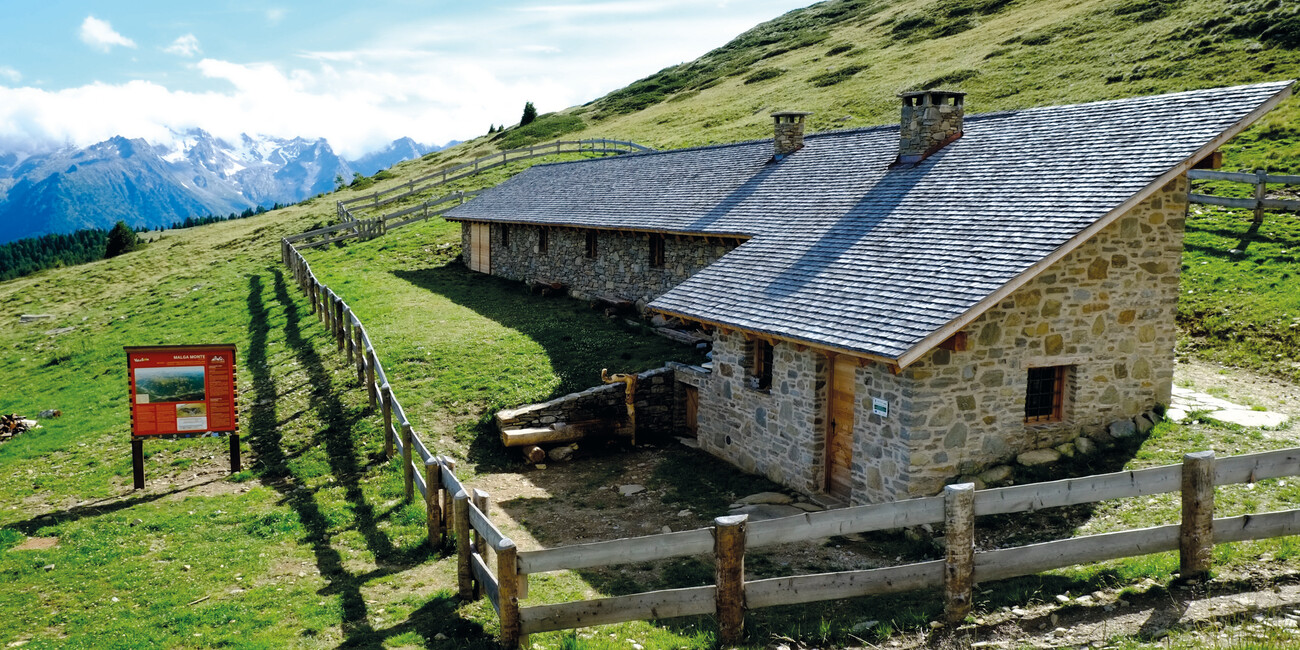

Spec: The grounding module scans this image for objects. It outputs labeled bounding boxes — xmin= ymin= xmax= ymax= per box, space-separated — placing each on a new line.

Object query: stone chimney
xmin=772 ymin=111 xmax=813 ymax=159
xmin=898 ymin=90 xmax=965 ymax=163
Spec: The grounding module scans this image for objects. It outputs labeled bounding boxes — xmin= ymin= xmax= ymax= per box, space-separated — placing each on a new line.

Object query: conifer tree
xmin=520 ymin=102 xmax=537 ymax=126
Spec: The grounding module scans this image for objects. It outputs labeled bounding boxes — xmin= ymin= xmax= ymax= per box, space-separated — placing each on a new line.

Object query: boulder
xmin=1074 ymin=436 xmax=1097 ymax=455
xmin=978 ymin=465 xmax=1014 ymax=485
xmin=1017 ymin=448 xmax=1061 ymax=467
xmin=1108 ymin=419 xmax=1138 ymax=439
xmin=1134 ymin=412 xmax=1156 ymax=435
xmin=1055 ymin=442 xmax=1076 ymax=459
xmin=956 ymin=475 xmax=987 ymax=490
xmin=618 ymin=484 xmax=645 ymax=496
xmin=547 ymin=445 xmax=576 ymax=462
xmin=737 ymin=491 xmax=794 ymax=505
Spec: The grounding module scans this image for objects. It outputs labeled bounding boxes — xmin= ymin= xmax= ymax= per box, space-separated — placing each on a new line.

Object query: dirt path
xmin=1176 ymin=358 xmax=1300 ymax=417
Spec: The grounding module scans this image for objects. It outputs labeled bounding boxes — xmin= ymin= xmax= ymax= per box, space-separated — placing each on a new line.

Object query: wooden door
xmin=684 ymin=385 xmax=698 ymax=434
xmin=826 ymin=354 xmax=856 ymax=499
xmin=469 ymin=222 xmax=490 ymax=273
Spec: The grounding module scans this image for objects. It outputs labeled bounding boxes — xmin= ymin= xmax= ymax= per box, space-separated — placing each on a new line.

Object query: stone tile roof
xmin=446 ymin=81 xmax=1294 ymax=362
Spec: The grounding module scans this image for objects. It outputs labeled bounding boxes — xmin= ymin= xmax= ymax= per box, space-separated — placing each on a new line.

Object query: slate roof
xmin=446 ymin=81 xmax=1294 ymax=362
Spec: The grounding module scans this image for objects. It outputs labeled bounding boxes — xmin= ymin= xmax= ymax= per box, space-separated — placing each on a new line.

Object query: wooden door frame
xmin=824 ymin=351 xmax=850 ymax=496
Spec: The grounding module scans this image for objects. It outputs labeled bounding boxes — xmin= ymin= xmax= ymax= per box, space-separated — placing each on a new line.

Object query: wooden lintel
xmin=889 ymin=364 xmax=902 ymax=375
xmin=939 ymin=331 xmax=968 ymax=352
xmin=794 ymin=344 xmax=807 ymax=352
xmin=857 ymin=357 xmax=873 ymax=368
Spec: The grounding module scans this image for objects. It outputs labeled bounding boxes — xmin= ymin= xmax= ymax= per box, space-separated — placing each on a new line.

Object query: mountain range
xmin=0 ymin=131 xmax=444 ymax=243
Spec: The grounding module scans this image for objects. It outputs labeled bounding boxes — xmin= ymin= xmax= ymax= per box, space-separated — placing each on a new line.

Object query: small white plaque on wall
xmin=872 ymin=397 xmax=888 ymax=418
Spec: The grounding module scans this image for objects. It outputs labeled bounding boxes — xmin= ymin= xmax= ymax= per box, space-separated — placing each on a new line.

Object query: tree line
xmin=0 ymin=202 xmax=286 ymax=282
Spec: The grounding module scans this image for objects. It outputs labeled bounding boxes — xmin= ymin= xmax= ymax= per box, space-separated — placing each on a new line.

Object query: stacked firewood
xmin=0 ymin=414 xmax=38 ymax=441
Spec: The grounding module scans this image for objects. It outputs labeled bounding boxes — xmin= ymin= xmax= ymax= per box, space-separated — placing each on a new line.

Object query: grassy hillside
xmin=393 ymin=0 xmax=1298 ymax=167
xmin=3 ymin=0 xmax=1300 ymax=647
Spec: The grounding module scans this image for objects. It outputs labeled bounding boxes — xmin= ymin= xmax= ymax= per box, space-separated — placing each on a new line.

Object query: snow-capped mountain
xmin=0 ymin=130 xmax=440 ymax=244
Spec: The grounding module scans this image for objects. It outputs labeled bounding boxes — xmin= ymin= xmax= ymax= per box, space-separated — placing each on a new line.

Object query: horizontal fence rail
xmin=502 ymin=447 xmax=1300 ymax=647
xmin=1188 ymin=167 xmax=1300 ymax=216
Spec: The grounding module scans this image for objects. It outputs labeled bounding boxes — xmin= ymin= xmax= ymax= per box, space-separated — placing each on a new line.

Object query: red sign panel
xmin=125 ymin=345 xmax=238 ymax=437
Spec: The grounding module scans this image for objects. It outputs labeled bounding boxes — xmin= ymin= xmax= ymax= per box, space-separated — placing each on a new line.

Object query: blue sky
xmin=0 ymin=1 xmax=815 ymax=157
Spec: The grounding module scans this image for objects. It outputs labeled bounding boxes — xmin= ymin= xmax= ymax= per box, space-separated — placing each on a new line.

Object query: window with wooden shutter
xmin=748 ymin=339 xmax=774 ymax=390
xmin=585 ymin=231 xmax=597 ymax=259
xmin=649 ymin=233 xmax=665 ymax=268
xmin=1025 ymin=365 xmax=1069 ymax=423
xmin=500 ymin=224 xmax=510 ymax=247
xmin=538 ymin=228 xmax=549 ymax=254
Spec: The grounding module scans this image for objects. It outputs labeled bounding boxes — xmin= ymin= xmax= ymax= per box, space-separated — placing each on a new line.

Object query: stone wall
xmin=693 ymin=331 xmax=826 ymax=493
xmin=496 ymin=367 xmax=678 ymax=438
xmin=851 ymin=362 xmax=914 ymax=504
xmin=896 ymin=177 xmax=1188 ymax=497
xmin=463 ymin=222 xmax=739 ymax=311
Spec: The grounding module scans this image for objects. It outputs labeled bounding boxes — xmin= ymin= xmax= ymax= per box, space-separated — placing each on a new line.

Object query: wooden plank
xmin=974 ymin=464 xmax=1182 ymax=516
xmin=1188 ymin=169 xmax=1257 ymax=183
xmin=1213 ymin=509 xmax=1300 ymax=543
xmin=1215 ymin=447 xmax=1300 ymax=485
xmin=1263 ymin=198 xmax=1300 ymax=211
xmin=472 ymin=552 xmax=501 ymax=613
xmin=469 ymin=501 xmax=509 ymax=552
xmin=517 ymin=528 xmax=715 ymax=574
xmin=1189 ymin=193 xmax=1257 ymax=209
xmin=442 ymin=463 xmax=466 ymax=498
xmin=747 ymin=495 xmax=944 ymax=548
xmin=518 ymin=586 xmax=716 ymax=634
xmin=973 ymin=524 xmax=1180 ymax=583
xmin=745 ymin=560 xmax=944 ymax=609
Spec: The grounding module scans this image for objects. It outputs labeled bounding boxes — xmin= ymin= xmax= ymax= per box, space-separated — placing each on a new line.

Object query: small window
xmin=748 ymin=339 xmax=774 ymax=390
xmin=538 ymin=228 xmax=549 ymax=255
xmin=1025 ymin=366 xmax=1068 ymax=423
xmin=500 ymin=225 xmax=510 ymax=247
xmin=649 ymin=233 xmax=665 ymax=268
xmin=585 ymin=231 xmax=598 ymax=259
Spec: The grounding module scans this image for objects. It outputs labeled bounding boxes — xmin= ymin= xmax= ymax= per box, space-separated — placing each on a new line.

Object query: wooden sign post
xmin=125 ymin=345 xmax=240 ymax=489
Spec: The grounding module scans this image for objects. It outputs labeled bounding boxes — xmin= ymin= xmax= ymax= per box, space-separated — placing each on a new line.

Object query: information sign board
xmin=125 ymin=345 xmax=238 ymax=438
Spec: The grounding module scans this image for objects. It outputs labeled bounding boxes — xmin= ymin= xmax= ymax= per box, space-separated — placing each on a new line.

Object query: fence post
xmin=381 ymin=384 xmax=394 ymax=458
xmin=714 ymin=514 xmax=747 ymax=646
xmin=426 ymin=459 xmax=443 ymax=547
xmin=1254 ymin=169 xmax=1267 ymax=225
xmin=365 ymin=347 xmax=378 ymax=408
xmin=1180 ymin=450 xmax=1216 ymax=581
xmin=455 ymin=490 xmax=473 ymax=599
xmin=343 ymin=307 xmax=355 ymax=362
xmin=472 ymin=489 xmax=491 ymax=599
xmin=335 ymin=298 xmax=346 ymax=352
xmin=354 ymin=326 xmax=365 ymax=384
xmin=944 ymin=483 xmax=976 ymax=624
xmin=441 ymin=457 xmax=457 ymax=539
xmin=402 ymin=422 xmax=415 ymax=501
xmin=498 ymin=538 xmax=521 ymax=649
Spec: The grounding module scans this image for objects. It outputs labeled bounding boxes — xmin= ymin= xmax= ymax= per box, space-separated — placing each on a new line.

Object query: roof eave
xmin=892 ymin=80 xmax=1295 ymax=370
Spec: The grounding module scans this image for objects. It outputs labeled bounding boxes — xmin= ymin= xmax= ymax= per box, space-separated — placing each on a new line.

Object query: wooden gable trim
xmin=443 ymin=218 xmax=753 ymax=242
xmin=893 ymin=82 xmax=1294 ymax=370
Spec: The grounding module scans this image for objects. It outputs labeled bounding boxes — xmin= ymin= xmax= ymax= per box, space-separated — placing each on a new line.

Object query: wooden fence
xmin=339 ymin=138 xmax=653 ymax=213
xmin=1188 ymin=168 xmax=1300 ymax=221
xmin=493 ymin=447 xmax=1300 ymax=648
xmin=280 ymin=239 xmax=469 ymax=548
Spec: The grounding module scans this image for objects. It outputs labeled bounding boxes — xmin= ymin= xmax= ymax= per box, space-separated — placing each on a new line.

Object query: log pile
xmin=0 ymin=414 xmax=39 ymax=442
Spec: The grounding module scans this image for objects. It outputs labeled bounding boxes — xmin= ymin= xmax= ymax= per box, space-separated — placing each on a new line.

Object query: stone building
xmin=447 ymin=81 xmax=1294 ymax=505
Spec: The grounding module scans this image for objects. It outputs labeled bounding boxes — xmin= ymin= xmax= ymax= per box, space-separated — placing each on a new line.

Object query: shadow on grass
xmin=392 ymin=263 xmax=701 ymax=472
xmin=238 ymin=269 xmax=460 ymax=647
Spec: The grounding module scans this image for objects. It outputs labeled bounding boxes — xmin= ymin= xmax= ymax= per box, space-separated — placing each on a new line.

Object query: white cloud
xmin=79 ymin=16 xmax=137 ymax=53
xmin=165 ymin=34 xmax=202 ymax=57
xmin=0 ymin=66 xmax=20 ymax=84
xmin=2 ymin=1 xmax=814 ymax=157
